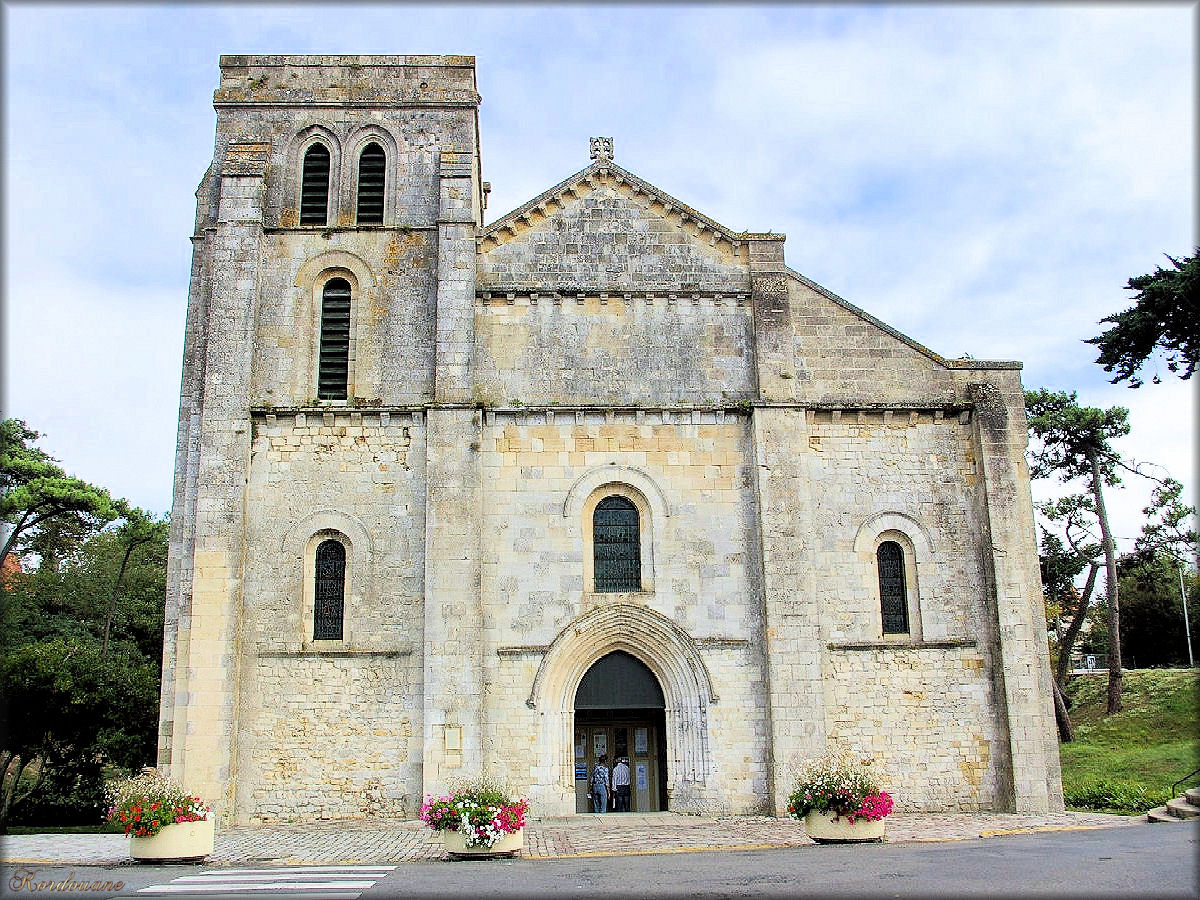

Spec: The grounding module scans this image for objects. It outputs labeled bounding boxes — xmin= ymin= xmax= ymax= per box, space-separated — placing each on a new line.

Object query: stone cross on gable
xmin=589 ymin=137 xmax=614 ymax=162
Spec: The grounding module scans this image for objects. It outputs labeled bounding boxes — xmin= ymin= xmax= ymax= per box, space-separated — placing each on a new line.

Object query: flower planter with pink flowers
xmin=105 ymin=769 xmax=213 ymax=862
xmin=786 ymin=753 xmax=893 ymax=844
xmin=420 ymin=777 xmax=529 ymax=859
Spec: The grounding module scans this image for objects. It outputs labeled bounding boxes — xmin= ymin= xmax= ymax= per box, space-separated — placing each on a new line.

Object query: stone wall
xmin=236 ymin=411 xmax=427 ymax=819
xmin=823 ymin=645 xmax=1004 ymax=810
xmin=474 ymin=297 xmax=755 ymax=407
xmin=476 ymin=410 xmax=771 ymax=813
xmin=805 ymin=410 xmax=988 ymax=644
xmin=241 ymin=655 xmax=415 ymax=823
xmin=249 ymin=231 xmax=438 ymax=407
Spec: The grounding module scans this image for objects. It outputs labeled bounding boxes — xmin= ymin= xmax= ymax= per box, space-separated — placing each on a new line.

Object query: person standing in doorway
xmin=591 ymin=755 xmax=610 ymax=813
xmin=612 ymin=757 xmax=631 ymax=812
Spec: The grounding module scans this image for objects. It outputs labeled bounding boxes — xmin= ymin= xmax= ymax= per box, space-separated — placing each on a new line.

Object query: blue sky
xmin=2 ymin=2 xmax=1195 ymax=554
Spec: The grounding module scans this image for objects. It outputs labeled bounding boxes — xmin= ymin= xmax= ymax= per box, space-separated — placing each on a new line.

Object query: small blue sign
xmin=575 ymin=764 xmax=588 ymax=780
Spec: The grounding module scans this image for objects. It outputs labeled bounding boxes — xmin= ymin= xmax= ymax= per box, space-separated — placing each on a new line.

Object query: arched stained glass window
xmin=314 ymin=539 xmax=345 ymax=640
xmin=877 ymin=541 xmax=909 ymax=634
xmin=318 ymin=278 xmax=351 ymax=400
xmin=594 ymin=496 xmax=640 ymax=592
xmin=356 ymin=143 xmax=385 ymax=225
xmin=300 ymin=143 xmax=331 ymax=226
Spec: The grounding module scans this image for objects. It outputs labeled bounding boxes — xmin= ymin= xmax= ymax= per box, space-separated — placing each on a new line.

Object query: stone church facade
xmin=158 ymin=55 xmax=1063 ymax=824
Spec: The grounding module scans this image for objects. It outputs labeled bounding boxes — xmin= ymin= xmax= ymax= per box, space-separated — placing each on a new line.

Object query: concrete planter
xmin=443 ymin=826 xmax=524 ymax=858
xmin=803 ymin=810 xmax=885 ymax=843
xmin=129 ymin=818 xmax=215 ymax=861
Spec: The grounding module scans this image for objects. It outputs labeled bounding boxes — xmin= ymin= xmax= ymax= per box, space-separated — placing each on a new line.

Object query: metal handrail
xmin=1170 ymin=766 xmax=1200 ymax=798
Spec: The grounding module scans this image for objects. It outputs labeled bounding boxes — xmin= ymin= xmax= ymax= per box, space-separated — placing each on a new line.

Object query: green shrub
xmin=10 ymin=761 xmax=107 ymax=827
xmin=1062 ymin=777 xmax=1168 ymax=814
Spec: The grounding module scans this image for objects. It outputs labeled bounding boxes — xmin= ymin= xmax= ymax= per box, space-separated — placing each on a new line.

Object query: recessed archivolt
xmin=528 ymin=602 xmax=716 ymax=785
xmin=852 ymin=510 xmax=933 ymax=558
xmin=282 ymin=509 xmax=372 ymax=559
xmin=528 ymin=603 xmax=716 ymax=711
xmin=563 ymin=465 xmax=670 ymax=520
xmin=295 ymin=250 xmax=376 ymax=291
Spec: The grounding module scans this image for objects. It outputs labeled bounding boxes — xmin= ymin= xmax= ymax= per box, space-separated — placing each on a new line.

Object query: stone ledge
xmin=827 ymin=639 xmax=977 ymax=651
xmin=257 ymin=647 xmax=413 ymax=659
xmin=496 ymin=645 xmax=550 ymax=656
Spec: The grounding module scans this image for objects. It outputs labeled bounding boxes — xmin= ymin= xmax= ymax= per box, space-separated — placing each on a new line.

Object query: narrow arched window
xmin=314 ymin=539 xmax=345 ymax=640
xmin=318 ymin=278 xmax=351 ymax=400
xmin=300 ymin=143 xmax=331 ymax=226
xmin=877 ymin=541 xmax=909 ymax=634
xmin=594 ymin=496 xmax=640 ymax=592
xmin=356 ymin=143 xmax=385 ymax=225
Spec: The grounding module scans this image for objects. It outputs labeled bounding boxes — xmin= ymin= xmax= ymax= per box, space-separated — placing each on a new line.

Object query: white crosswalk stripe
xmin=137 ymin=865 xmax=395 ymax=898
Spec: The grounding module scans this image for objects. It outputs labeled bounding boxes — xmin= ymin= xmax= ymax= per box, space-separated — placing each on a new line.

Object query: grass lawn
xmin=1059 ymin=668 xmax=1200 ymax=814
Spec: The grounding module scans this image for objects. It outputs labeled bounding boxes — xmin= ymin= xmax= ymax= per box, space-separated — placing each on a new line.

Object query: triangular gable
xmin=478 ymin=159 xmax=762 ymax=294
xmin=477 ymin=149 xmax=1018 ymax=373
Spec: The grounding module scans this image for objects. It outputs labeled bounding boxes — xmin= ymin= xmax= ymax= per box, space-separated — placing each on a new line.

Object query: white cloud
xmin=1 ymin=3 xmax=1193 ymax=549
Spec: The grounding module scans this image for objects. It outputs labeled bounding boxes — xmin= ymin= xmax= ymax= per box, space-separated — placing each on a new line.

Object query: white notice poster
xmin=636 ymin=763 xmax=648 ymax=790
xmin=593 ymin=732 xmax=607 ymax=757
xmin=634 ymin=727 xmax=648 ymax=754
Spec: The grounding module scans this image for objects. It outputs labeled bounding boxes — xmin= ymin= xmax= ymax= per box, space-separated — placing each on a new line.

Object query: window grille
xmin=877 ymin=541 xmax=909 ymax=634
xmin=300 ymin=143 xmax=331 ymax=226
xmin=318 ymin=278 xmax=351 ymax=400
xmin=314 ymin=539 xmax=345 ymax=640
xmin=356 ymin=143 xmax=385 ymax=225
xmin=594 ymin=496 xmax=640 ymax=592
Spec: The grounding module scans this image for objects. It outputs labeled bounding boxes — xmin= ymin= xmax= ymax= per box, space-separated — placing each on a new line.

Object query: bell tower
xmin=159 ymin=55 xmax=484 ymax=821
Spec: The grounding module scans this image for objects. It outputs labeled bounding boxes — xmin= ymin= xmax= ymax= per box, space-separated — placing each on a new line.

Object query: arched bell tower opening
xmin=573 ymin=650 xmax=668 ymax=813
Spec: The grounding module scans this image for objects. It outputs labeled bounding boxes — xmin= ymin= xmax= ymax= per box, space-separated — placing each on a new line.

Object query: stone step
xmin=1147 ymin=806 xmax=1179 ymax=823
xmin=1185 ymin=787 xmax=1200 ymax=807
xmin=1166 ymin=797 xmax=1200 ymax=819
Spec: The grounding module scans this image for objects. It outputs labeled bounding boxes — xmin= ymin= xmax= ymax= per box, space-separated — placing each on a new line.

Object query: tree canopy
xmin=1086 ymin=249 xmax=1199 ymax=387
xmin=1025 ymin=389 xmax=1131 ymax=714
xmin=1 ymin=419 xmax=118 ymax=567
xmin=0 ymin=419 xmax=167 ymax=830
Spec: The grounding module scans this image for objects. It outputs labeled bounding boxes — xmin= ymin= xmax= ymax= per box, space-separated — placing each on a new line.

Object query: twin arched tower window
xmin=313 ymin=539 xmax=346 ymax=640
xmin=356 ymin=143 xmax=385 ymax=224
xmin=300 ymin=144 xmax=330 ymax=225
xmin=877 ymin=540 xmax=910 ymax=634
xmin=594 ymin=496 xmax=641 ymax=592
xmin=298 ymin=141 xmax=387 ymax=227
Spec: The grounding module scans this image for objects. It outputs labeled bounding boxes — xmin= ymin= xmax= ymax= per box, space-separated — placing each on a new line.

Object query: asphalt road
xmin=3 ymin=821 xmax=1196 ymax=899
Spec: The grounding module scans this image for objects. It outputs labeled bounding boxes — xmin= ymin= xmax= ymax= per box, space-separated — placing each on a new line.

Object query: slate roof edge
xmin=480 ymin=160 xmax=752 ymax=246
xmin=783 ymin=265 xmax=1022 ymax=371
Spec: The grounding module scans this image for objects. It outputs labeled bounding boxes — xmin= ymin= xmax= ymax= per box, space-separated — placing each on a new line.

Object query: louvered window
xmin=877 ymin=541 xmax=909 ymax=634
xmin=314 ymin=539 xmax=345 ymax=641
xmin=318 ymin=278 xmax=351 ymax=400
xmin=300 ymin=143 xmax=331 ymax=226
xmin=356 ymin=143 xmax=385 ymax=225
xmin=594 ymin=496 xmax=640 ymax=592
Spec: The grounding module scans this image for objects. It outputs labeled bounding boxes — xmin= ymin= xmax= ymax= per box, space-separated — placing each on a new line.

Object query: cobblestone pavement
xmin=1 ymin=811 xmax=1141 ymax=866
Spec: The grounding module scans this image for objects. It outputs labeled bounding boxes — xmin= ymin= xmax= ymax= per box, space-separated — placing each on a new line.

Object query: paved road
xmin=3 ymin=820 xmax=1195 ymax=899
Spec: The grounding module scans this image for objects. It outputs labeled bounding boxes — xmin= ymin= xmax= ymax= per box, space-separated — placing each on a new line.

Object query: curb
xmin=978 ymin=824 xmax=1129 ymax=838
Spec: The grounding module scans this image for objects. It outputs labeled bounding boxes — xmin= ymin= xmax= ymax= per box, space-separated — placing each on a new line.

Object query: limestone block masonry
xmin=159 ymin=54 xmax=1064 ymax=826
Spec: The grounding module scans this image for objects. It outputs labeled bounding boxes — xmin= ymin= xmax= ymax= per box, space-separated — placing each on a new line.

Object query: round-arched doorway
xmin=573 ymin=650 xmax=668 ymax=813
